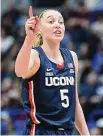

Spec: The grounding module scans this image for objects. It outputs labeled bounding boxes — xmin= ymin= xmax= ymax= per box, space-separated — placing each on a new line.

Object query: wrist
xmin=25 ymin=35 xmax=35 ymax=46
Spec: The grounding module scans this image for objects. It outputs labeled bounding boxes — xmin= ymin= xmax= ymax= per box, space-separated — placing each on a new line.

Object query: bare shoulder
xmin=70 ymin=50 xmax=78 ymax=72
xmin=70 ymin=51 xmax=78 ymax=60
xmin=28 ymin=48 xmax=40 ymax=69
xmin=23 ymin=49 xmax=40 ymax=79
xmin=31 ymin=48 xmax=39 ymax=58
xmin=30 ymin=48 xmax=40 ymax=62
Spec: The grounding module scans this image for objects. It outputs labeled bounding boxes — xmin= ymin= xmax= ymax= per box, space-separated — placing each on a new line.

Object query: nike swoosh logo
xmin=46 ymin=68 xmax=53 ymax=71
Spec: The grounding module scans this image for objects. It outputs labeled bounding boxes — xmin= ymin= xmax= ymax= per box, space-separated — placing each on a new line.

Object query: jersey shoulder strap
xmin=60 ymin=48 xmax=75 ymax=66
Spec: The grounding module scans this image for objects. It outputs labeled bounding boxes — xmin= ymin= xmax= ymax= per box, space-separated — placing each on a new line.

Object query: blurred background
xmin=1 ymin=0 xmax=103 ymax=135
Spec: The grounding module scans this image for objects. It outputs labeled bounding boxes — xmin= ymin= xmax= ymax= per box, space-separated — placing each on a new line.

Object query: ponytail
xmin=33 ymin=12 xmax=44 ymax=47
xmin=33 ymin=33 xmax=43 ymax=47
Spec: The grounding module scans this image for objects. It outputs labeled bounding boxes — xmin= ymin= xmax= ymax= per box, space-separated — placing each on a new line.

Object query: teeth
xmin=54 ymin=31 xmax=61 ymax=34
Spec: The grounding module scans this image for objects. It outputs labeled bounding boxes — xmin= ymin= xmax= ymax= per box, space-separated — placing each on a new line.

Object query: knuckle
xmin=30 ymin=16 xmax=35 ymax=20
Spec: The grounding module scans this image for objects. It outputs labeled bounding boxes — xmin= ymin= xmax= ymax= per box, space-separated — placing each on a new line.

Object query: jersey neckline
xmin=40 ymin=47 xmax=66 ymax=69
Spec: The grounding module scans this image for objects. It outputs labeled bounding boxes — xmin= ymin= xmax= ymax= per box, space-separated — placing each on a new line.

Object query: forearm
xmin=15 ymin=36 xmax=33 ymax=77
xmin=75 ymin=103 xmax=90 ymax=135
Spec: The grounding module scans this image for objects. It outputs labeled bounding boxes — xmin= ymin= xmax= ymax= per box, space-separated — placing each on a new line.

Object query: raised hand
xmin=25 ymin=6 xmax=39 ymax=40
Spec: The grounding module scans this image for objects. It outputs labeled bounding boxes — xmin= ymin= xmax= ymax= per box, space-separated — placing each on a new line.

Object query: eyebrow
xmin=46 ymin=15 xmax=63 ymax=20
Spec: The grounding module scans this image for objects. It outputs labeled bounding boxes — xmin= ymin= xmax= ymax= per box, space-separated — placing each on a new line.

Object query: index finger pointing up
xmin=29 ymin=6 xmax=33 ymax=18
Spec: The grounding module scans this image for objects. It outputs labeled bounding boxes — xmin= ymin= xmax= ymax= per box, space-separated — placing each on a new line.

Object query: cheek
xmin=60 ymin=26 xmax=65 ymax=37
xmin=42 ymin=26 xmax=53 ymax=37
xmin=62 ymin=25 xmax=65 ymax=33
xmin=41 ymin=24 xmax=65 ymax=38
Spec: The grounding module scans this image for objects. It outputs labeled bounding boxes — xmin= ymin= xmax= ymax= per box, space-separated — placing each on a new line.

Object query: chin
xmin=47 ymin=35 xmax=64 ymax=43
xmin=52 ymin=36 xmax=63 ymax=41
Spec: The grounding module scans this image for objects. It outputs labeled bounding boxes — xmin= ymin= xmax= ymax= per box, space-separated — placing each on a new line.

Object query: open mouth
xmin=54 ymin=30 xmax=62 ymax=34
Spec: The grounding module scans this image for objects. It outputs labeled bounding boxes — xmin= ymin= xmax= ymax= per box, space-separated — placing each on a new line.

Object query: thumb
xmin=35 ymin=16 xmax=39 ymax=25
xmin=35 ymin=16 xmax=40 ymax=32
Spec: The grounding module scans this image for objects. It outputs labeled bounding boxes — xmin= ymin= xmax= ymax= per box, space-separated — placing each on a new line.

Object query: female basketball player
xmin=15 ymin=6 xmax=90 ymax=135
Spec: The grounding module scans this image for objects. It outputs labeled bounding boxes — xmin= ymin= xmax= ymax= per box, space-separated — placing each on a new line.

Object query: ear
xmin=35 ymin=16 xmax=41 ymax=33
xmin=37 ymin=24 xmax=42 ymax=35
xmin=39 ymin=28 xmax=42 ymax=33
xmin=35 ymin=23 xmax=40 ymax=34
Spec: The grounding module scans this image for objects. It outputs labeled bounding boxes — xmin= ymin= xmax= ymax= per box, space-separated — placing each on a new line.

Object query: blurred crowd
xmin=1 ymin=0 xmax=103 ymax=135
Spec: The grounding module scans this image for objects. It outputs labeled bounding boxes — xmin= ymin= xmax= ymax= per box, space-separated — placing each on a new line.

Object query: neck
xmin=42 ymin=39 xmax=60 ymax=58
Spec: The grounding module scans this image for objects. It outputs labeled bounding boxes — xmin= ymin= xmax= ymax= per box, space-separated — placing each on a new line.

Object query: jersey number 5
xmin=60 ymin=89 xmax=69 ymax=108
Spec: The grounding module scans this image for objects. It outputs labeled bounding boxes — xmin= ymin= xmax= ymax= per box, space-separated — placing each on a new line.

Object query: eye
xmin=59 ymin=21 xmax=63 ymax=24
xmin=48 ymin=20 xmax=54 ymax=24
xmin=59 ymin=20 xmax=64 ymax=24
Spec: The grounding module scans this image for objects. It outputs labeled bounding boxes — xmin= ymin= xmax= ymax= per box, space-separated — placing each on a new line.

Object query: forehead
xmin=42 ymin=10 xmax=63 ymax=19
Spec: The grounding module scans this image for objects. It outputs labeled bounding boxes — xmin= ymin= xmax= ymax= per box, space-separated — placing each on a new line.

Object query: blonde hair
xmin=34 ymin=33 xmax=43 ymax=47
xmin=33 ymin=12 xmax=44 ymax=47
xmin=33 ymin=9 xmax=60 ymax=47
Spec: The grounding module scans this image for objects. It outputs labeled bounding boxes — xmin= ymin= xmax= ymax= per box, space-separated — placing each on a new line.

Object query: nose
xmin=54 ymin=21 xmax=60 ymax=29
